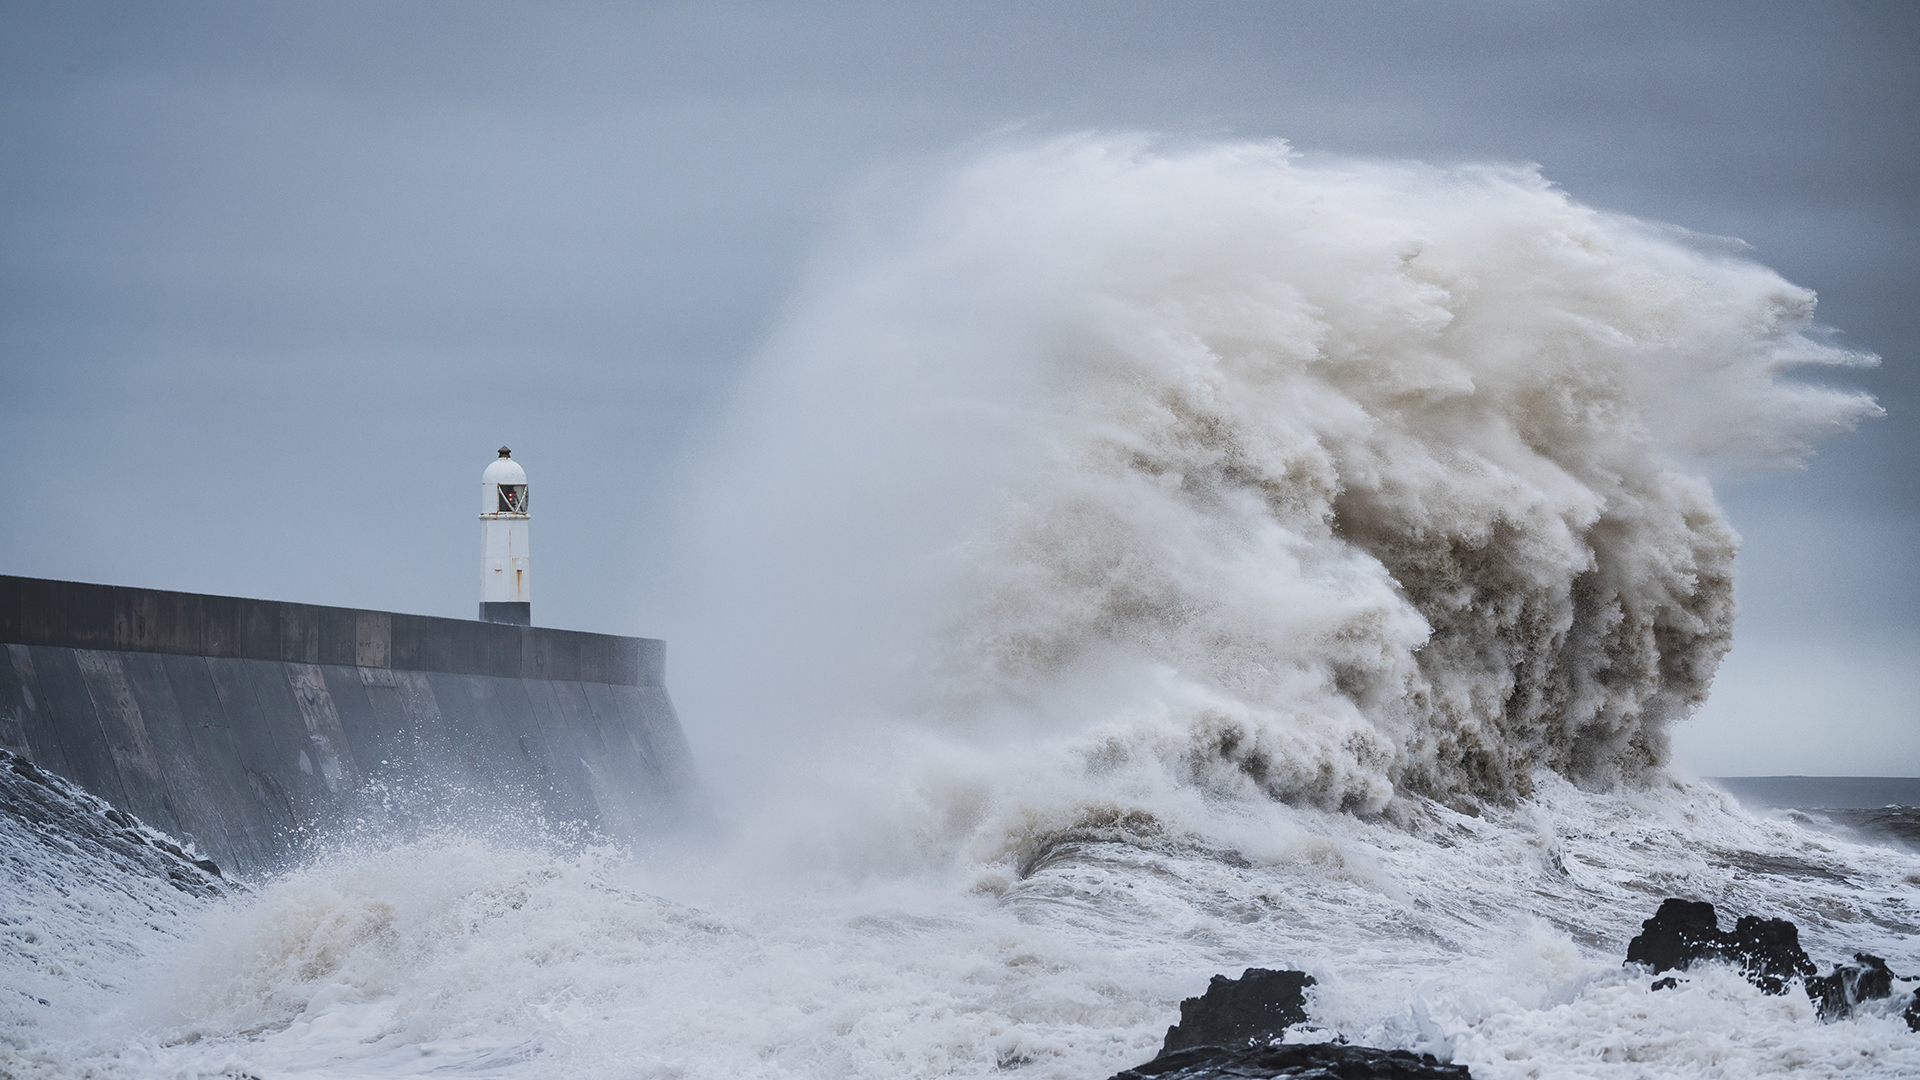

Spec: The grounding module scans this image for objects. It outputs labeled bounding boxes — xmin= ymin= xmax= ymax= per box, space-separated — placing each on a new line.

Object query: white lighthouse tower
xmin=479 ymin=446 xmax=531 ymax=625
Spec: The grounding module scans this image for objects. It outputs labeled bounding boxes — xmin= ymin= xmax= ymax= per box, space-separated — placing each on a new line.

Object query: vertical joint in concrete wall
xmin=64 ymin=584 xmax=112 ymax=649
xmin=317 ymin=608 xmax=356 ymax=666
xmin=114 ymin=589 xmax=160 ymax=651
xmin=354 ymin=611 xmax=391 ymax=668
xmin=280 ymin=604 xmax=321 ymax=663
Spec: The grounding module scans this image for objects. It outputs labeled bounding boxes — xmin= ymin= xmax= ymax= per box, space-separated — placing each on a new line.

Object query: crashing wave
xmin=697 ymin=136 xmax=1879 ymax=813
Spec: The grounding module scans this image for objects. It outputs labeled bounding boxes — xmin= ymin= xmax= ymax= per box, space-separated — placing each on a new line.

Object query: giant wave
xmin=693 ymin=135 xmax=1879 ymax=823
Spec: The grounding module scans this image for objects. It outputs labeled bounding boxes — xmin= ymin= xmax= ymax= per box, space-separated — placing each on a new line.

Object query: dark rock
xmin=1650 ymin=977 xmax=1678 ymax=991
xmin=0 ymin=747 xmax=232 ymax=899
xmin=1114 ymin=970 xmax=1471 ymax=1079
xmin=1110 ymin=1043 xmax=1470 ymax=1079
xmin=1725 ymin=915 xmax=1818 ymax=995
xmin=1624 ymin=899 xmax=1917 ymax=1022
xmin=1161 ymin=968 xmax=1315 ymax=1055
xmin=1624 ymin=899 xmax=1813 ymax=995
xmin=1625 ymin=899 xmax=1723 ymax=974
xmin=1904 ymin=990 xmax=1920 ymax=1032
xmin=1807 ymin=954 xmax=1896 ymax=1021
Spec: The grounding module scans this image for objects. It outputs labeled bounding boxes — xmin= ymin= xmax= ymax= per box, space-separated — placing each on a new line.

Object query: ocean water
xmin=1717 ymin=777 xmax=1920 ymax=860
xmin=4 ymin=137 xmax=1913 ymax=1079
xmin=1716 ymin=777 xmax=1920 ymax=812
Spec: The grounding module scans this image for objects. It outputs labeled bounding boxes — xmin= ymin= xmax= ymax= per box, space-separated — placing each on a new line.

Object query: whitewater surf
xmin=4 ymin=136 xmax=1912 ymax=1080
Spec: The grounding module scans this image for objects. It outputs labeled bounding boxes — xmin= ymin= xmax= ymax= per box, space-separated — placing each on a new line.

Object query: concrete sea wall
xmin=0 ymin=575 xmax=707 ymax=872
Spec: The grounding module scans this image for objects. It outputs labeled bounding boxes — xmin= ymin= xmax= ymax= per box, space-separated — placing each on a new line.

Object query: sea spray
xmin=689 ymin=135 xmax=1880 ymax=825
xmin=25 ymin=775 xmax=1920 ymax=1079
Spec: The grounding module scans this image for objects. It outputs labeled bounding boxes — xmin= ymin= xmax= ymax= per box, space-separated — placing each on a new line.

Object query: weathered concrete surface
xmin=0 ymin=576 xmax=708 ymax=872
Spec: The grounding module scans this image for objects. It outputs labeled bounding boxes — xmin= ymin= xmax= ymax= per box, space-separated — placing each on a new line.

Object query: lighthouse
xmin=480 ymin=446 xmax=531 ymax=625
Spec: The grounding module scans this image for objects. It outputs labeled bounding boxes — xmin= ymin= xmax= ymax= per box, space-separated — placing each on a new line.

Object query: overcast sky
xmin=2 ymin=1 xmax=1914 ymax=776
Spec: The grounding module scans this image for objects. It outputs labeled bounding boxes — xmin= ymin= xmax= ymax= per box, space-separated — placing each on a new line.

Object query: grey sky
xmin=2 ymin=1 xmax=1914 ymax=775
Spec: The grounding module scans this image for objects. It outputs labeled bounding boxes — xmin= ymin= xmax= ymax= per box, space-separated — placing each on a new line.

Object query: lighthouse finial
xmin=498 ymin=446 xmax=511 ymax=458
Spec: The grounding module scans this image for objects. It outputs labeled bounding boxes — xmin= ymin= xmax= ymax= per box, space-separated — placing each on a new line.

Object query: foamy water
xmin=4 ymin=136 xmax=1910 ymax=1079
xmin=9 ymin=778 xmax=1920 ymax=1079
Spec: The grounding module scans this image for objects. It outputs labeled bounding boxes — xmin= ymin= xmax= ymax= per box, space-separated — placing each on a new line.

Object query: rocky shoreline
xmin=0 ymin=747 xmax=232 ymax=901
xmin=1626 ymin=897 xmax=1918 ymax=1027
xmin=1104 ymin=897 xmax=1920 ymax=1079
xmin=1105 ymin=967 xmax=1467 ymax=1079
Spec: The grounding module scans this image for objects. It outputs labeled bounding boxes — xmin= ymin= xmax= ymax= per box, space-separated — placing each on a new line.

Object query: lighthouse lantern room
xmin=480 ymin=446 xmax=531 ymax=625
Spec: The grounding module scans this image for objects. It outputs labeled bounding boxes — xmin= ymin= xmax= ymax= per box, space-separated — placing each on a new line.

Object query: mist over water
xmin=9 ymin=137 xmax=1913 ymax=1080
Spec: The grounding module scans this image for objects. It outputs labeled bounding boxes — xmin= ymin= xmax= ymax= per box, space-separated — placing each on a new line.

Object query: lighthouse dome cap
xmin=482 ymin=447 xmax=527 ymax=485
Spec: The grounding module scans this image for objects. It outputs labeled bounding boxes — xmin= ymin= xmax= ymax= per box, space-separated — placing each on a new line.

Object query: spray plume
xmin=691 ymin=136 xmax=1879 ymax=820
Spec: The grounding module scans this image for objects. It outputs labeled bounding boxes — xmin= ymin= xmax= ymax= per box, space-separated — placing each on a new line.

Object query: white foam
xmin=683 ymin=135 xmax=1879 ymax=819
xmin=17 ymin=777 xmax=1920 ymax=1078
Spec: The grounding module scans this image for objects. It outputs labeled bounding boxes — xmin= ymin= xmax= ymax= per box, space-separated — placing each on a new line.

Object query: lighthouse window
xmin=498 ymin=485 xmax=528 ymax=514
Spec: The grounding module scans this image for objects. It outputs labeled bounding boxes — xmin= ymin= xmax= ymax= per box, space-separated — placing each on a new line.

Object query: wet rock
xmin=1625 ymin=899 xmax=1917 ymax=1023
xmin=1723 ymin=914 xmax=1820 ymax=995
xmin=1110 ymin=1043 xmax=1470 ymax=1079
xmin=1110 ymin=969 xmax=1472 ymax=1079
xmin=1161 ymin=968 xmax=1315 ymax=1054
xmin=1625 ymin=898 xmax=1814 ymax=995
xmin=0 ymin=748 xmax=232 ymax=899
xmin=1806 ymin=954 xmax=1895 ymax=1021
xmin=1625 ymin=899 xmax=1722 ymax=973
